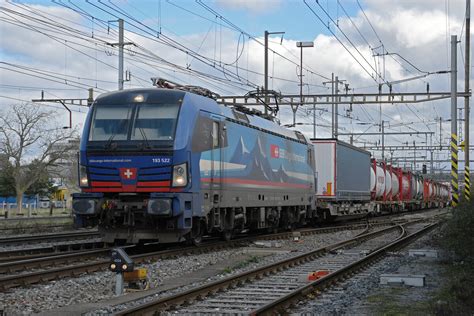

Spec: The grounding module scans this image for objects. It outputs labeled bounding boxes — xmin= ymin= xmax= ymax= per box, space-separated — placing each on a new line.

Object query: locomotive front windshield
xmin=89 ymin=105 xmax=133 ymax=141
xmin=88 ymin=103 xmax=180 ymax=142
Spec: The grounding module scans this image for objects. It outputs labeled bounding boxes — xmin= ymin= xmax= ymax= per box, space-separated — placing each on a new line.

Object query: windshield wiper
xmin=104 ymin=133 xmax=117 ymax=150
xmin=138 ymin=127 xmax=152 ymax=150
xmin=104 ymin=119 xmax=128 ymax=150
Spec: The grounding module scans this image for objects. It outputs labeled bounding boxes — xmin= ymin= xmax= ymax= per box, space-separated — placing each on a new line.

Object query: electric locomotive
xmin=72 ymin=85 xmax=317 ymax=244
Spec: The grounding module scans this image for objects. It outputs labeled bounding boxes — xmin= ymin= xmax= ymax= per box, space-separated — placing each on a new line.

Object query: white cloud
xmin=0 ymin=0 xmax=468 ymax=165
xmin=214 ymin=0 xmax=283 ymax=13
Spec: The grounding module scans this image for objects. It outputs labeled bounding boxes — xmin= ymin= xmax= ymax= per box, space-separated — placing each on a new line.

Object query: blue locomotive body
xmin=73 ymin=88 xmax=316 ymax=243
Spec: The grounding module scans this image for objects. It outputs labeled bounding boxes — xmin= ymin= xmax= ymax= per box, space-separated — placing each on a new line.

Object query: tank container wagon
xmin=72 ymin=85 xmax=316 ymax=244
xmin=371 ymin=159 xmax=441 ymax=213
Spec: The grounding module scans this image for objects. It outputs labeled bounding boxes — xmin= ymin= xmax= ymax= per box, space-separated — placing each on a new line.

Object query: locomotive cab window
xmin=131 ymin=103 xmax=180 ymax=141
xmin=89 ymin=105 xmax=132 ymax=141
xmin=88 ymin=102 xmax=180 ymax=143
xmin=192 ymin=113 xmax=228 ymax=152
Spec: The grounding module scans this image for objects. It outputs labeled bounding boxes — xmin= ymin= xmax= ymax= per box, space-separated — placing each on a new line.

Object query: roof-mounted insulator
xmin=151 ymin=77 xmax=220 ymax=100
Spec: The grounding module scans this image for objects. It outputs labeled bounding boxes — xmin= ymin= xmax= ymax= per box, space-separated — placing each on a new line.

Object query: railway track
xmin=0 ymin=230 xmax=103 ymax=261
xmin=0 ymin=208 xmax=444 ymax=263
xmin=0 ymin=230 xmax=99 ymax=246
xmin=0 ymin=240 xmax=106 ymax=262
xmin=0 ymin=222 xmax=374 ymax=292
xmin=0 ymin=210 xmax=446 ymax=294
xmin=113 ymin=219 xmax=439 ymax=315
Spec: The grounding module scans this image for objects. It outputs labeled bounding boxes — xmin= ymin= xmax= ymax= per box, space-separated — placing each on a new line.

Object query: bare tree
xmin=0 ymin=104 xmax=77 ymax=214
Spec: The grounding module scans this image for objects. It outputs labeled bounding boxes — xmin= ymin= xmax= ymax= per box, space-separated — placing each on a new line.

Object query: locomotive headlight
xmin=172 ymin=163 xmax=188 ymax=187
xmin=110 ymin=263 xmax=116 ymax=270
xmin=79 ymin=165 xmax=89 ymax=187
xmin=133 ymin=94 xmax=144 ymax=102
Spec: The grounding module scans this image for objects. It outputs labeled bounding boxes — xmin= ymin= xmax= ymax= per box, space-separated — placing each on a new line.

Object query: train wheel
xmin=221 ymin=230 xmax=233 ymax=241
xmin=188 ymin=220 xmax=204 ymax=246
xmin=190 ymin=234 xmax=202 ymax=246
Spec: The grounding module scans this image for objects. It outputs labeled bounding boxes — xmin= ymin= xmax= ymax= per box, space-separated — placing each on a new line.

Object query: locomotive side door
xmin=210 ymin=120 xmax=221 ymax=205
xmin=210 ymin=119 xmax=226 ymax=226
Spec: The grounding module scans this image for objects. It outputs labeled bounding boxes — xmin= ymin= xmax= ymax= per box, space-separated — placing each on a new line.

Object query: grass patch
xmin=222 ymin=255 xmax=261 ymax=274
xmin=429 ymin=201 xmax=474 ymax=315
xmin=368 ymin=289 xmax=432 ymax=316
xmin=0 ymin=216 xmax=74 ymax=234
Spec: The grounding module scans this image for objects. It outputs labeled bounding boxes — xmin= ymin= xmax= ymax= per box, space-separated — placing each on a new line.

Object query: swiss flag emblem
xmin=271 ymin=145 xmax=279 ymax=158
xmin=119 ymin=168 xmax=137 ymax=180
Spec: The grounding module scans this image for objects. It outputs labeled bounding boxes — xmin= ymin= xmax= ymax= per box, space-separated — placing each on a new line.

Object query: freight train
xmin=312 ymin=139 xmax=450 ymax=221
xmin=72 ymin=84 xmax=450 ymax=244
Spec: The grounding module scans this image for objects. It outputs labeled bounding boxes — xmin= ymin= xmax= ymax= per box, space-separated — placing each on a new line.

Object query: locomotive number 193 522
xmin=152 ymin=157 xmax=171 ymax=164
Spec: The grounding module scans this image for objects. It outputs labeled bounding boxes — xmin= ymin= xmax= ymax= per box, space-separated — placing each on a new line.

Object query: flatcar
xmin=312 ymin=139 xmax=450 ymax=220
xmin=72 ymin=86 xmax=317 ymax=244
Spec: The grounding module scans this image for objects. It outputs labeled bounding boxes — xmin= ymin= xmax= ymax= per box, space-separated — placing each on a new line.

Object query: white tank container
xmin=417 ymin=179 xmax=423 ymax=198
xmin=374 ymin=165 xmax=386 ymax=198
xmin=391 ymin=173 xmax=399 ymax=196
xmin=370 ymin=167 xmax=376 ymax=192
xmin=385 ymin=170 xmax=392 ymax=196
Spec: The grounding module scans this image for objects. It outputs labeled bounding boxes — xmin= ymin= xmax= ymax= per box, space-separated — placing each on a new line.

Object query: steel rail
xmin=0 ymin=230 xmax=99 ymax=246
xmin=0 ymin=222 xmax=375 ymax=292
xmin=0 ymin=241 xmax=107 ymax=262
xmin=114 ymin=223 xmax=407 ymax=315
xmin=0 ymin=248 xmax=110 ymax=274
xmin=252 ymin=222 xmax=438 ymax=315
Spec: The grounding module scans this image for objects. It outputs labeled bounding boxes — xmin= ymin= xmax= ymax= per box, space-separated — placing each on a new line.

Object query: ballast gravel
xmin=293 ymin=226 xmax=445 ymax=315
xmin=0 ymin=229 xmax=363 ymax=315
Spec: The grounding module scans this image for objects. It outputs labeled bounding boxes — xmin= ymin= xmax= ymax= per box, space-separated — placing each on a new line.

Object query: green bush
xmin=441 ymin=201 xmax=474 ymax=263
xmin=434 ymin=201 xmax=474 ymax=315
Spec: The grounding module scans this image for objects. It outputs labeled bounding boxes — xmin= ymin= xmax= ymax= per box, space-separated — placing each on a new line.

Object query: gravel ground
xmin=90 ymin=229 xmax=363 ymax=315
xmin=293 ymin=226 xmax=445 ymax=315
xmin=0 ymin=228 xmax=363 ymax=315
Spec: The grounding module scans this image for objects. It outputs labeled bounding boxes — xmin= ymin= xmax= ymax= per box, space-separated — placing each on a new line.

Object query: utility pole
xmin=331 ymin=73 xmax=335 ymax=138
xmin=107 ymin=19 xmax=133 ymax=90
xmin=430 ymin=150 xmax=434 ymax=174
xmin=451 ymin=35 xmax=459 ymax=207
xmin=264 ymin=31 xmax=269 ymax=116
xmin=313 ymin=101 xmax=316 ymax=138
xmin=323 ymin=74 xmax=345 ymax=138
xmin=381 ymin=120 xmax=385 ymax=159
xmin=335 ymin=76 xmax=339 ymax=139
xmin=323 ymin=73 xmax=335 ymax=137
xmin=264 ymin=31 xmax=285 ymax=116
xmin=413 ymin=140 xmax=416 ymax=172
xmin=119 ymin=18 xmax=124 ymax=90
xmin=439 ymin=117 xmax=443 ymax=150
xmin=465 ymin=0 xmax=471 ymax=201
xmin=296 ymin=41 xmax=314 ymax=127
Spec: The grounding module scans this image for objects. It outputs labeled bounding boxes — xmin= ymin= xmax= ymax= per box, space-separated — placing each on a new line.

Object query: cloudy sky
xmin=0 ymin=0 xmax=470 ymax=172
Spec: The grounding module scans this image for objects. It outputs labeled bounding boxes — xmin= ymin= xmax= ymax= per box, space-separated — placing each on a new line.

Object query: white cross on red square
xmin=119 ymin=168 xmax=137 ymax=180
